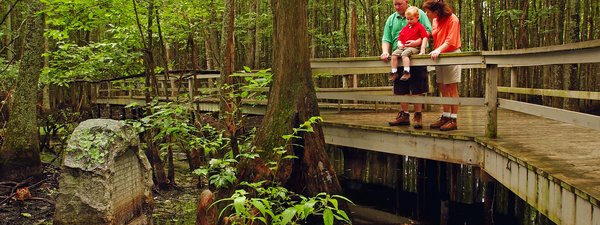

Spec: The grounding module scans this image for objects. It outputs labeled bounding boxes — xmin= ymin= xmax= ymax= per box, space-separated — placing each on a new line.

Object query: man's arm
xmin=381 ymin=42 xmax=391 ymax=61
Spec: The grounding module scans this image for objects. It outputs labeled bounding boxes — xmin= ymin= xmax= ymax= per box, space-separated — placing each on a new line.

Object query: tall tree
xmin=133 ymin=0 xmax=169 ymax=189
xmin=245 ymin=0 xmax=258 ymax=69
xmin=564 ymin=0 xmax=580 ymax=111
xmin=219 ymin=0 xmax=242 ymax=156
xmin=242 ymin=0 xmax=342 ymax=196
xmin=0 ymin=0 xmax=44 ymax=181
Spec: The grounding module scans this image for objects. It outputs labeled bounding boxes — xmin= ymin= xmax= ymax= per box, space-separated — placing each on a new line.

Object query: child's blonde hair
xmin=405 ymin=6 xmax=419 ymax=18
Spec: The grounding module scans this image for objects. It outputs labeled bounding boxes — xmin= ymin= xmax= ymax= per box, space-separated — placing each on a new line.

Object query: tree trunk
xmin=168 ymin=146 xmax=175 ymax=186
xmin=4 ymin=1 xmax=14 ymax=61
xmin=204 ymin=1 xmax=220 ymax=69
xmin=253 ymin=0 xmax=262 ymax=69
xmin=474 ymin=0 xmax=488 ymax=50
xmin=364 ymin=0 xmax=378 ymax=56
xmin=349 ymin=1 xmax=358 ymax=58
xmin=219 ymin=0 xmax=241 ymax=156
xmin=564 ymin=0 xmax=580 ymax=111
xmin=0 ymin=0 xmax=43 ymax=181
xmin=241 ymin=0 xmax=342 ymax=197
xmin=133 ymin=0 xmax=169 ymax=189
xmin=245 ymin=0 xmax=258 ymax=69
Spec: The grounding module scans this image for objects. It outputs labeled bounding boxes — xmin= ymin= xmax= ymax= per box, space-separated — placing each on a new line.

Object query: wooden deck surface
xmin=321 ymin=106 xmax=600 ymax=203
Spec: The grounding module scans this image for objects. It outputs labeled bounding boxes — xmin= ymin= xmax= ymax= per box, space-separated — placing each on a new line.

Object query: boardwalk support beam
xmin=485 ymin=64 xmax=498 ymax=138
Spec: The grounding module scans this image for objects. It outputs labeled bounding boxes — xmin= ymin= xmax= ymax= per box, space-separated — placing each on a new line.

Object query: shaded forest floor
xmin=0 ymin=114 xmax=418 ymax=225
xmin=0 ymin=154 xmax=204 ymax=225
xmin=0 ymin=163 xmax=58 ymax=225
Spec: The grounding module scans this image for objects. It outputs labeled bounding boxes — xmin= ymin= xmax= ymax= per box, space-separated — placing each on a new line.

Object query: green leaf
xmin=233 ymin=196 xmax=247 ymax=214
xmin=280 ymin=208 xmax=297 ymax=225
xmin=251 ymin=199 xmax=267 ymax=216
xmin=334 ymin=210 xmax=350 ymax=222
xmin=323 ymin=208 xmax=334 ymax=225
xmin=328 ymin=198 xmax=338 ymax=209
xmin=332 ymin=194 xmax=354 ymax=205
xmin=21 ymin=213 xmax=32 ymax=218
xmin=303 ymin=201 xmax=316 ymax=215
xmin=282 ymin=155 xmax=298 ymax=160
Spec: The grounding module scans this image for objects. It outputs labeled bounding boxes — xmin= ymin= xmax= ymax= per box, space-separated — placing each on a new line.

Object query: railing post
xmin=189 ymin=74 xmax=196 ymax=99
xmin=342 ymin=75 xmax=348 ymax=88
xmin=170 ymin=77 xmax=176 ymax=98
xmin=128 ymin=81 xmax=133 ymax=98
xmin=107 ymin=81 xmax=112 ymax=99
xmin=510 ymin=67 xmax=517 ymax=100
xmin=485 ymin=64 xmax=499 ymax=138
xmin=93 ymin=83 xmax=99 ymax=102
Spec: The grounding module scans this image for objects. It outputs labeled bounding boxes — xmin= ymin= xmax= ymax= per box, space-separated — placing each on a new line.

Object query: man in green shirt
xmin=381 ymin=0 xmax=432 ymax=129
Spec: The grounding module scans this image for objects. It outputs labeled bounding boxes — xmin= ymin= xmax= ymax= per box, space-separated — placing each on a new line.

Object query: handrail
xmin=91 ymin=40 xmax=600 ymax=135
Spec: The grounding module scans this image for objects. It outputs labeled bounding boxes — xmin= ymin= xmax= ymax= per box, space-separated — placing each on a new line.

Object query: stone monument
xmin=54 ymin=119 xmax=153 ymax=225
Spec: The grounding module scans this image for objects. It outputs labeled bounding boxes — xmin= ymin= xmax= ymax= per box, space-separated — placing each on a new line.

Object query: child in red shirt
xmin=389 ymin=6 xmax=429 ymax=81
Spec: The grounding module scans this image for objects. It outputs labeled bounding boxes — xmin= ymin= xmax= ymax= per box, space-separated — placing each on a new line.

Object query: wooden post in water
xmin=485 ymin=64 xmax=498 ymax=138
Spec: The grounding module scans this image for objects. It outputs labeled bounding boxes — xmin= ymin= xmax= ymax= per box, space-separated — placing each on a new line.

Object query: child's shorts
xmin=392 ymin=46 xmax=419 ymax=57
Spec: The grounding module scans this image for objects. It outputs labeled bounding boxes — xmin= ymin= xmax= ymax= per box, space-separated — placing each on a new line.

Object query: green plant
xmin=194 ymin=157 xmax=238 ymax=189
xmin=233 ymin=67 xmax=272 ymax=101
xmin=205 ymin=116 xmax=352 ymax=225
xmin=215 ymin=183 xmax=352 ymax=225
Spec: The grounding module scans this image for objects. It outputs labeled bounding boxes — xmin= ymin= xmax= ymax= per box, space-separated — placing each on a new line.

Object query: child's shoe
xmin=400 ymin=71 xmax=411 ymax=81
xmin=388 ymin=72 xmax=398 ymax=82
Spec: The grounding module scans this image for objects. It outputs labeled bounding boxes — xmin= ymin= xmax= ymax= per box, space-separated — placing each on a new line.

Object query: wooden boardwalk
xmin=88 ymin=40 xmax=600 ymax=225
xmin=321 ymin=106 xmax=600 ymax=224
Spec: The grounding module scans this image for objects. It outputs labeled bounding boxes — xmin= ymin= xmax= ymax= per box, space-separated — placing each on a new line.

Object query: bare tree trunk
xmin=133 ymin=0 xmax=169 ymax=190
xmin=564 ymin=0 xmax=580 ymax=111
xmin=240 ymin=0 xmax=343 ymax=197
xmin=219 ymin=0 xmax=241 ymax=156
xmin=245 ymin=0 xmax=258 ymax=69
xmin=349 ymin=1 xmax=358 ymax=58
xmin=204 ymin=1 xmax=220 ymax=70
xmin=254 ymin=0 xmax=262 ymax=69
xmin=364 ymin=0 xmax=378 ymax=55
xmin=0 ymin=0 xmax=43 ymax=181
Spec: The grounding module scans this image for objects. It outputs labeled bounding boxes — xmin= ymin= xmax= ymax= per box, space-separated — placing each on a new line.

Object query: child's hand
xmin=419 ymin=50 xmax=426 ymax=55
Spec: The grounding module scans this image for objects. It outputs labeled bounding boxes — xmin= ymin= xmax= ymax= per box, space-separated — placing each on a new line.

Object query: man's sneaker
xmin=440 ymin=118 xmax=458 ymax=131
xmin=413 ymin=112 xmax=423 ymax=129
xmin=430 ymin=116 xmax=450 ymax=129
xmin=388 ymin=72 xmax=398 ymax=82
xmin=400 ymin=70 xmax=411 ymax=81
xmin=389 ymin=112 xmax=410 ymax=126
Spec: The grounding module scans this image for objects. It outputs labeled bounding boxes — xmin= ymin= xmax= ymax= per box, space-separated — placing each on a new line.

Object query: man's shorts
xmin=393 ymin=66 xmax=429 ymax=95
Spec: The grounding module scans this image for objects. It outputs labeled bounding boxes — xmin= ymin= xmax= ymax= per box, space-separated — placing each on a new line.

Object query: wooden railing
xmin=311 ymin=39 xmax=600 ymax=137
xmin=93 ymin=39 xmax=600 ymax=137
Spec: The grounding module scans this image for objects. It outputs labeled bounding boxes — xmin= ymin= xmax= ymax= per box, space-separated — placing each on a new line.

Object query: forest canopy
xmin=0 ymin=0 xmax=597 ymax=84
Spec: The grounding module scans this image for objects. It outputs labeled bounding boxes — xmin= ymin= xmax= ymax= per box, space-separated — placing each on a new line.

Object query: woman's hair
xmin=422 ymin=0 xmax=454 ymax=21
xmin=405 ymin=6 xmax=419 ymax=18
